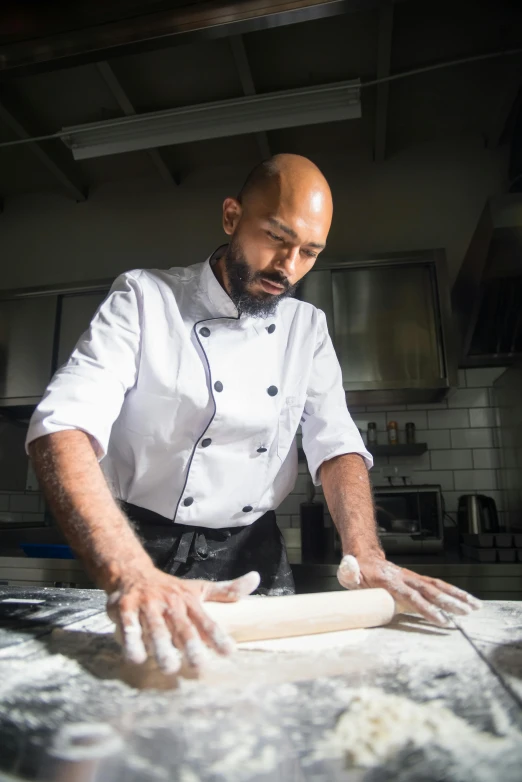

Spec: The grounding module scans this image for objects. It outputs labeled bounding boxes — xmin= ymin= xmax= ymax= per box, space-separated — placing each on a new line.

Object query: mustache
xmin=253 ymin=270 xmax=290 ymax=290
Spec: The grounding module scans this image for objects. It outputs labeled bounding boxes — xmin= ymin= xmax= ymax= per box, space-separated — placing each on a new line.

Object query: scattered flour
xmin=315 ymin=687 xmax=513 ymax=771
xmin=2 ymin=602 xmax=521 ymax=781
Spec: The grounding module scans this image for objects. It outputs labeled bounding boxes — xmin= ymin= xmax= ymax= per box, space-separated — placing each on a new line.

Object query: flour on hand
xmin=337 ymin=555 xmax=361 ymax=588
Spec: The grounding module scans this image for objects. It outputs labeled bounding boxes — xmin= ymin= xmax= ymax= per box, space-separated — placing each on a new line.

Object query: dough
xmin=237 ymin=628 xmax=368 ymax=653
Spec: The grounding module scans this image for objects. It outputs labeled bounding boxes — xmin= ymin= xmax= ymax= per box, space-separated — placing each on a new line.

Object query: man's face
xmin=220 ymin=181 xmax=331 ymax=317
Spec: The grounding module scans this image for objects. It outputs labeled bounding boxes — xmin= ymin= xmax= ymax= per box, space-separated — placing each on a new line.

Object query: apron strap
xmin=163 ymin=529 xmax=209 ymax=573
xmin=164 ymin=529 xmax=195 ymax=573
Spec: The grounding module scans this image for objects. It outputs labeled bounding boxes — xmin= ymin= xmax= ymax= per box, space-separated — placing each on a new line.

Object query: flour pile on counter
xmin=315 ymin=687 xmax=513 ymax=773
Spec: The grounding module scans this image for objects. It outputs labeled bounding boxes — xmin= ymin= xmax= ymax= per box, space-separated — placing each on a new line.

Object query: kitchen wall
xmin=0 ymin=134 xmax=511 ymax=530
xmin=1 ymin=367 xmax=507 ymax=546
xmin=278 ymin=366 xmax=507 ymax=554
xmin=0 ymin=136 xmax=507 ymax=290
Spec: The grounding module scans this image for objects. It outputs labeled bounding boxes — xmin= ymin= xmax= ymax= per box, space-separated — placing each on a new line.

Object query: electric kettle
xmin=457 ymin=494 xmax=499 ymax=534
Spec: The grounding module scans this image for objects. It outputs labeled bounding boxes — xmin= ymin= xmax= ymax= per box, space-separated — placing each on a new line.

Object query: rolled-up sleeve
xmin=26 ymin=271 xmax=142 ymax=459
xmin=301 ymin=309 xmax=373 ymax=485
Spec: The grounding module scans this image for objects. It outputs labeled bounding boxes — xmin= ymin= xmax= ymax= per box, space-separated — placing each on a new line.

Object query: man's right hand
xmin=106 ymin=568 xmax=260 ymax=675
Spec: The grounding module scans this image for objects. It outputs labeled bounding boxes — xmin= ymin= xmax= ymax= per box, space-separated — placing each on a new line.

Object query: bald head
xmin=216 ymin=154 xmax=333 ymax=316
xmin=238 ymin=153 xmax=332 ymax=217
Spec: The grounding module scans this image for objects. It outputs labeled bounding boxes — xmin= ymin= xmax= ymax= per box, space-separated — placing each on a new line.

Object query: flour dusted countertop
xmin=0 ymin=586 xmax=521 ymax=782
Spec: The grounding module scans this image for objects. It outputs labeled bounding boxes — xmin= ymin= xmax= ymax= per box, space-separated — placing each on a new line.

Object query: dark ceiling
xmin=0 ymin=0 xmax=521 ymax=199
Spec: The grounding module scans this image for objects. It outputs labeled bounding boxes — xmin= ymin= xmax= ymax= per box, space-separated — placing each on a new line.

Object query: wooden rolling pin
xmin=204 ymin=588 xmax=395 ymax=643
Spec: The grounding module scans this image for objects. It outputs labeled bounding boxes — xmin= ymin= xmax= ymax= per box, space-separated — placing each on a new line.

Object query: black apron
xmin=120 ymin=502 xmax=295 ymax=596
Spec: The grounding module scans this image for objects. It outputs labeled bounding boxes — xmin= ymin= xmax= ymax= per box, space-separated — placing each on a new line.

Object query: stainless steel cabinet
xmin=0 ymin=296 xmax=58 ymax=404
xmin=0 ymin=280 xmax=111 ymax=407
xmin=298 ymin=251 xmax=456 ymax=404
xmin=56 ymin=291 xmax=108 ymax=369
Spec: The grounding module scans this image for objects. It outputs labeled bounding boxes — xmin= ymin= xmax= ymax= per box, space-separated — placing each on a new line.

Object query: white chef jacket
xmin=26 ymin=255 xmax=372 ymax=528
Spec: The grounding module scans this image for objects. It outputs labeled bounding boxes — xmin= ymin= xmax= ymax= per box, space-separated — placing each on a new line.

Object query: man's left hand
xmin=337 ymin=553 xmax=482 ymax=626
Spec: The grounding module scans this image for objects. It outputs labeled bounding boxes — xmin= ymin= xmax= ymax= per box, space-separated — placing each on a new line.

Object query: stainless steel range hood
xmin=452 ymin=194 xmax=522 ymax=367
xmin=298 ymin=250 xmax=457 ymax=405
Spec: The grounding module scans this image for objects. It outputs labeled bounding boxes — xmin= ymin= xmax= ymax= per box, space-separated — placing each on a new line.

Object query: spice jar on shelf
xmin=387 ymin=420 xmax=398 ymax=445
xmin=367 ymin=422 xmax=377 ymax=447
xmin=405 ymin=422 xmax=416 ymax=444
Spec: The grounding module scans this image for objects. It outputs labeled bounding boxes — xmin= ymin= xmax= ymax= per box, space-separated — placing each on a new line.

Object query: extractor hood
xmin=452 ymin=193 xmax=522 ymax=367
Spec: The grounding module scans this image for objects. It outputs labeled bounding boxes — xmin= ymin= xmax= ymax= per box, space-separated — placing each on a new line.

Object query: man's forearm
xmin=320 ymin=453 xmax=383 ymax=559
xmin=28 ymin=431 xmax=154 ymax=591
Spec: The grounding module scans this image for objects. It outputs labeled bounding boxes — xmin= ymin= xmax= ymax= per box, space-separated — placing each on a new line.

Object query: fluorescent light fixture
xmin=61 ymin=80 xmax=361 ymax=160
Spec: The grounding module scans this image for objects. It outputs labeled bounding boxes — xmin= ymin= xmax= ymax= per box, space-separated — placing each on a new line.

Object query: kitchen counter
xmin=1 ymin=547 xmax=522 ymax=599
xmin=0 ymin=585 xmax=521 ymax=781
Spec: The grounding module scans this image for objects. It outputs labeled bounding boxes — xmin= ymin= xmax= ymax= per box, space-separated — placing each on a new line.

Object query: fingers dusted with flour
xmin=28 ymin=432 xmax=260 ymax=675
xmin=337 ymin=555 xmax=362 ymax=588
xmin=320 ymin=454 xmax=481 ymax=628
xmin=107 ymin=569 xmax=260 ymax=674
xmin=337 ymin=555 xmax=482 ymax=627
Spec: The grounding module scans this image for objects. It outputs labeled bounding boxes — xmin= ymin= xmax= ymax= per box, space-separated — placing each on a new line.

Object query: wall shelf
xmin=369 ymin=444 xmax=428 ymax=457
xmin=297 ymin=443 xmax=427 ymax=463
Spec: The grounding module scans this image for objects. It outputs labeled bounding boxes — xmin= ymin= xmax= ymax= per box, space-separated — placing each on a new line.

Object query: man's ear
xmin=222 ymin=197 xmax=242 ymax=236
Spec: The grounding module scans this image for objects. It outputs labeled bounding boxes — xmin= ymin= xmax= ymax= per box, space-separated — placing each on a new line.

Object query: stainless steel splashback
xmin=298 ymin=250 xmax=456 ymax=405
xmin=452 ymin=194 xmax=522 ymax=367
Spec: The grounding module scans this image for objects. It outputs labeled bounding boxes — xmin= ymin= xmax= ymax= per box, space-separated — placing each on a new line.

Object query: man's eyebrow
xmin=267 ymin=217 xmax=325 ymax=249
xmin=268 ymin=217 xmax=298 ymax=240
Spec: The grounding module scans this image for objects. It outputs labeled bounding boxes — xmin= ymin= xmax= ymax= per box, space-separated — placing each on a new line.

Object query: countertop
xmin=1 ymin=545 xmax=521 ymax=598
xmin=0 ymin=585 xmax=521 ymax=781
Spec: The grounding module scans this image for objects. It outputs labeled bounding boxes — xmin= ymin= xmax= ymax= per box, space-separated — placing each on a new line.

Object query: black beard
xmin=223 ymin=238 xmax=299 ymax=317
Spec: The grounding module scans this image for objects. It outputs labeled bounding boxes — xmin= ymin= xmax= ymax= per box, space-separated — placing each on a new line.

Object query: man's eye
xmin=303 ymin=249 xmax=317 ymax=259
xmin=267 ymin=231 xmax=283 ymax=241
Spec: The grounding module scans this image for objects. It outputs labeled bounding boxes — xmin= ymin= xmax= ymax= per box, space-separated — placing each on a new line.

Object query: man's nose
xmin=275 ymin=245 xmax=299 ymax=277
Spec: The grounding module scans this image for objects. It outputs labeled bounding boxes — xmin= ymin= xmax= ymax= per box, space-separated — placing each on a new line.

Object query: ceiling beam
xmin=0 ymin=0 xmax=387 ymax=77
xmin=96 ymin=61 xmax=179 ymax=186
xmin=0 ymin=94 xmax=86 ymax=200
xmin=230 ymin=36 xmax=271 ymax=160
xmin=373 ymin=2 xmax=394 ymax=163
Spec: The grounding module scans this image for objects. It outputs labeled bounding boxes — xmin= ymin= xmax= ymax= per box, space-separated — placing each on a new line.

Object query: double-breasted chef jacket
xmin=27 ymin=252 xmax=372 ymax=531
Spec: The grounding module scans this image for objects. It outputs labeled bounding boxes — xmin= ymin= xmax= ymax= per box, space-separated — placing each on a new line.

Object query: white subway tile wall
xmin=454 ymin=470 xmax=498 ymax=491
xmin=406 ymin=401 xmax=448 ymax=410
xmin=469 ymin=407 xmax=499 ymax=428
xmin=278 ymin=367 xmax=508 ymax=542
xmin=9 ymin=494 xmax=41 ymax=513
xmin=385 ymin=411 xmax=428 ymax=429
xmin=450 ymin=428 xmax=496 ymax=448
xmin=430 ymin=450 xmax=473 ymax=471
xmin=414 ymin=429 xmax=451 ymax=450
xmin=472 ymin=449 xmax=501 ymax=470
xmin=428 ymin=409 xmax=470 ymax=429
xmin=447 ymin=388 xmax=489 ymax=409
xmin=0 ymin=491 xmax=45 ymax=524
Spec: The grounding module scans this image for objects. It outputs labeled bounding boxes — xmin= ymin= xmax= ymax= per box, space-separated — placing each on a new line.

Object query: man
xmin=27 ymin=154 xmax=480 ymax=675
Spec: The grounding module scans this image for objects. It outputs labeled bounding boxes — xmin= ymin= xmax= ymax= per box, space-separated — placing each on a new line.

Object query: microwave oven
xmin=372 ymin=485 xmax=444 ymax=553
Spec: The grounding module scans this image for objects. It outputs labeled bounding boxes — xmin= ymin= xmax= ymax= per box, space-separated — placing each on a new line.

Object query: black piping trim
xmin=172 ymin=313 xmax=240 ymax=522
